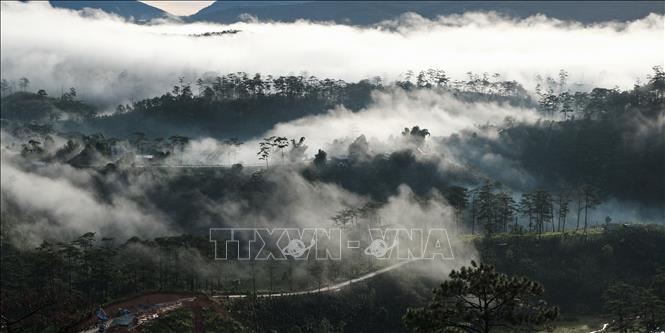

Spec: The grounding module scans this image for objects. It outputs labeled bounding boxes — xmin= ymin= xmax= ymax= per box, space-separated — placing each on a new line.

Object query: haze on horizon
xmin=140 ymin=0 xmax=214 ymax=16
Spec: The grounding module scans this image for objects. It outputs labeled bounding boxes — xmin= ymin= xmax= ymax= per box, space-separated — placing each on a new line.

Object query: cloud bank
xmin=1 ymin=1 xmax=662 ymax=104
xmin=0 ymin=151 xmax=173 ymax=246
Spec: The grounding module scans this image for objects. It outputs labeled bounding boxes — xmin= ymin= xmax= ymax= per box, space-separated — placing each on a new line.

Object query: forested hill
xmin=47 ymin=1 xmax=664 ymax=25
xmin=49 ymin=0 xmax=168 ymax=22
xmin=4 ymin=71 xmax=531 ymax=139
xmin=190 ymin=1 xmax=663 ymax=25
xmin=1 ymin=68 xmax=663 ymax=212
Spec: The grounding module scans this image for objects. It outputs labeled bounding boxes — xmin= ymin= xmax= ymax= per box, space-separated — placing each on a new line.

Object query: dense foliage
xmin=1 ymin=68 xmax=663 ymax=332
xmin=404 ymin=261 xmax=559 ymax=332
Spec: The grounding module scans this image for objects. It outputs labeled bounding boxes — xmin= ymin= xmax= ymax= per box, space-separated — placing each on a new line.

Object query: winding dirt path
xmin=79 ymin=260 xmax=420 ymax=332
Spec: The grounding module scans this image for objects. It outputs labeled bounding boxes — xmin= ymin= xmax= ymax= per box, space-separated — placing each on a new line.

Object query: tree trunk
xmin=576 ymin=197 xmax=581 ymax=231
xmin=471 ymin=199 xmax=476 ymax=235
xmin=583 ymin=193 xmax=589 ymax=238
xmin=557 ymin=202 xmax=562 ymax=232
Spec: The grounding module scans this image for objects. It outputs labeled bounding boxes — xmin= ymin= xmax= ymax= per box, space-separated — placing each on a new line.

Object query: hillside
xmin=189 ymin=1 xmax=664 ymax=25
xmin=50 ymin=0 xmax=168 ymax=21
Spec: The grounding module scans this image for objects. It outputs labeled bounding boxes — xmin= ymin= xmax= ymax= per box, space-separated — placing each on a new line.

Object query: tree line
xmin=444 ymin=182 xmax=603 ymax=238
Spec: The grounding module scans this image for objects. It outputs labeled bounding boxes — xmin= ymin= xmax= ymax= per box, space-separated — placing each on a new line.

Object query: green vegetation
xmin=404 ymin=261 xmax=559 ymax=332
xmin=141 ymin=308 xmax=193 ymax=333
xmin=201 ymin=307 xmax=246 ymax=332
xmin=603 ymin=278 xmax=665 ymax=333
xmin=1 ymin=67 xmax=663 ymax=332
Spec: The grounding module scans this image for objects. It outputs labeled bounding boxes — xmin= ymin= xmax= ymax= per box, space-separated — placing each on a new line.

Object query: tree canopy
xmin=404 ymin=261 xmax=559 ymax=333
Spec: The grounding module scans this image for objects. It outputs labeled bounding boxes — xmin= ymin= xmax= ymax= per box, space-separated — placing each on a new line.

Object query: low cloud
xmin=0 ymin=141 xmax=174 ymax=247
xmin=174 ymin=89 xmax=541 ymax=173
xmin=1 ymin=2 xmax=662 ymax=105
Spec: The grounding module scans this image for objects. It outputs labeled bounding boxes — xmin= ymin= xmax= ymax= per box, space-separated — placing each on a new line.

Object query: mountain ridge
xmin=49 ymin=1 xmax=664 ymax=24
xmin=49 ymin=0 xmax=168 ymax=21
xmin=188 ymin=1 xmax=664 ymax=25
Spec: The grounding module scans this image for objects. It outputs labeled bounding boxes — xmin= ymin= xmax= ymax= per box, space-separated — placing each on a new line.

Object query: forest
xmin=2 ymin=1 xmax=664 ymax=331
xmin=1 ymin=65 xmax=664 ymax=332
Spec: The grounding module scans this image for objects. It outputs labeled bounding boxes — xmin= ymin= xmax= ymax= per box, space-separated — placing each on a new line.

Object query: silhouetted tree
xmin=258 ymin=136 xmax=275 ymax=168
xmin=494 ymin=192 xmax=516 ymax=233
xmin=402 ymin=126 xmax=430 ymax=149
xmin=288 ymin=137 xmax=307 ymax=162
xmin=556 ymin=190 xmax=571 ymax=232
xmin=273 ymin=136 xmax=289 ymax=163
xmin=18 ymin=77 xmax=30 ymax=92
xmin=196 ymin=78 xmax=205 ymax=96
xmin=577 ymin=184 xmax=601 ymax=237
xmin=603 ymin=282 xmax=637 ymax=333
xmin=404 ymin=261 xmax=558 ymax=333
xmin=532 ymin=190 xmax=553 ymax=236
xmin=446 ymin=186 xmax=468 ymax=233
xmin=36 ymin=89 xmax=47 ymax=99
xmin=0 ymin=78 xmax=9 ymax=96
xmin=313 ymin=149 xmax=327 ymax=167
xmin=476 ymin=183 xmax=495 ymax=236
xmin=519 ymin=193 xmax=535 ymax=233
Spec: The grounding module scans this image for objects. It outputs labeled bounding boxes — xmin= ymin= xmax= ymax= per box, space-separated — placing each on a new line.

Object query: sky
xmin=140 ymin=0 xmax=214 ymax=16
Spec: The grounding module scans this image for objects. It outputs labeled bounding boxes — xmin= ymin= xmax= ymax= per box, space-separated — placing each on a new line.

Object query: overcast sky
xmin=140 ymin=0 xmax=214 ymax=16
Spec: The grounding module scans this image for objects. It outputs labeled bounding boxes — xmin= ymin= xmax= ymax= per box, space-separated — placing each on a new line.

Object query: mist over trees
xmin=2 ymin=67 xmax=663 ymax=224
xmin=2 ymin=69 xmax=531 ymax=139
xmin=2 ymin=1 xmax=664 ymax=331
xmin=1 ymin=66 xmax=664 ymax=332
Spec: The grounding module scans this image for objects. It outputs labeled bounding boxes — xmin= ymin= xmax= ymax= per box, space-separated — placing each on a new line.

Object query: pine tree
xmin=404 ymin=261 xmax=559 ymax=333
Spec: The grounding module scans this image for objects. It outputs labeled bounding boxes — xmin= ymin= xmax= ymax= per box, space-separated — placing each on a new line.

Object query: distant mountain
xmin=189 ymin=1 xmax=664 ymax=25
xmin=194 ymin=1 xmax=307 ymax=16
xmin=50 ymin=1 xmax=168 ymax=22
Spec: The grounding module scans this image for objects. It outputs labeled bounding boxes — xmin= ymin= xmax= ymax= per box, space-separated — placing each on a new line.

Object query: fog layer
xmin=1 ymin=1 xmax=662 ymax=104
